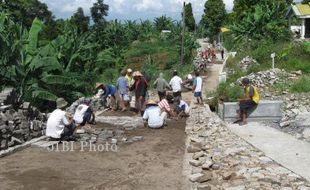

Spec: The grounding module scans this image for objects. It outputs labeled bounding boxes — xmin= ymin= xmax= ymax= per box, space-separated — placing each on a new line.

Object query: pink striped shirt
xmin=158 ymin=99 xmax=171 ymax=112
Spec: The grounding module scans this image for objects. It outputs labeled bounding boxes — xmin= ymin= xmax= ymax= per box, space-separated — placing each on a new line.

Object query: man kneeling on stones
xmin=235 ymin=78 xmax=260 ymax=125
xmin=158 ymin=93 xmax=177 ymax=118
xmin=73 ymin=98 xmax=95 ymax=126
xmin=143 ymin=99 xmax=167 ymax=129
xmin=46 ymin=98 xmax=76 ymax=141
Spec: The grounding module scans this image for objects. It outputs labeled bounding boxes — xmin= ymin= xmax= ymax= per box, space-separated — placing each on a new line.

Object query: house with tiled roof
xmin=287 ymin=3 xmax=310 ymax=39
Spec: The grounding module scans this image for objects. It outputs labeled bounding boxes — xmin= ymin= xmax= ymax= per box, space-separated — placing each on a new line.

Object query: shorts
xmin=194 ymin=92 xmax=202 ymax=97
xmin=240 ymin=100 xmax=257 ymax=115
xmin=173 ymin=91 xmax=181 ymax=98
xmin=119 ymin=93 xmax=129 ymax=101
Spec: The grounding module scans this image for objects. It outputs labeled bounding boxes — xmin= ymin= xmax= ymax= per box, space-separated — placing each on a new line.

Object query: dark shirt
xmin=130 ymin=78 xmax=148 ymax=97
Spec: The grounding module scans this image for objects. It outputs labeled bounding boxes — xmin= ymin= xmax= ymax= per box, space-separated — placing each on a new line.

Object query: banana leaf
xmin=32 ymin=90 xmax=58 ymax=101
xmin=26 ymin=18 xmax=43 ymax=56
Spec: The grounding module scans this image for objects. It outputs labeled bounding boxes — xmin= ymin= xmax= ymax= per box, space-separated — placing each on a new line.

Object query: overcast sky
xmin=39 ymin=0 xmax=301 ymax=22
xmin=39 ymin=0 xmax=234 ymax=22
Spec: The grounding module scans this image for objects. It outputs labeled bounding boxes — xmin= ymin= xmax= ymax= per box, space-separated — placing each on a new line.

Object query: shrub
xmin=291 ymin=76 xmax=310 ymax=93
xmin=217 ymin=83 xmax=243 ymax=102
xmin=278 ymin=59 xmax=310 ymax=74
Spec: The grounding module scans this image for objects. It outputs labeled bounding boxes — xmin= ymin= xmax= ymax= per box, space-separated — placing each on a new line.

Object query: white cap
xmin=127 ymin=68 xmax=132 ymax=73
xmin=187 ymin=74 xmax=193 ymax=79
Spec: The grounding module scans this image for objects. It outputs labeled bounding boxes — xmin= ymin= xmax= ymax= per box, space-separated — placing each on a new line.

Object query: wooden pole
xmin=180 ymin=2 xmax=186 ymax=65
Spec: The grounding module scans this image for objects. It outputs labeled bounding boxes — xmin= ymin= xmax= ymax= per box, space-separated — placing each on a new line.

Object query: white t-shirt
xmin=95 ymin=89 xmax=104 ymax=98
xmin=73 ymin=104 xmax=89 ymax=124
xmin=46 ymin=109 xmax=70 ymax=138
xmin=194 ymin=76 xmax=202 ymax=92
xmin=179 ymin=100 xmax=190 ymax=114
xmin=169 ymin=76 xmax=183 ymax=92
xmin=143 ymin=106 xmax=165 ymax=128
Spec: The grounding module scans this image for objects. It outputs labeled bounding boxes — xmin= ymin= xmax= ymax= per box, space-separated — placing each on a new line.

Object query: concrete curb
xmin=0 ymin=136 xmax=47 ymax=158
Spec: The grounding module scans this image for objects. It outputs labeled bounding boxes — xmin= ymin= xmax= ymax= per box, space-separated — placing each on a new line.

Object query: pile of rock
xmin=234 ymin=69 xmax=310 ymax=141
xmin=278 ymin=109 xmax=310 ymax=142
xmin=0 ymin=88 xmax=19 ymax=106
xmin=236 ymin=68 xmax=302 ymax=91
xmin=236 ymin=69 xmax=286 ymax=89
xmin=184 ymin=105 xmax=310 ymax=189
xmin=239 ymin=56 xmax=258 ymax=70
xmin=66 ymin=97 xmax=106 ymax=114
xmin=0 ymin=103 xmax=47 ymax=150
xmin=193 ymin=48 xmax=204 ymax=69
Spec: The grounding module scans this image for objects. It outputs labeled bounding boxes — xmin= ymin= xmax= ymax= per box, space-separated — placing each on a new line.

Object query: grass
xmin=214 ymin=39 xmax=310 ymax=105
xmin=290 ymin=75 xmax=310 ymax=93
xmin=92 ymin=37 xmax=194 ymax=91
xmin=123 ymin=37 xmax=194 ymax=84
xmin=278 ymin=59 xmax=310 ymax=73
xmin=124 ymin=39 xmax=179 ymax=69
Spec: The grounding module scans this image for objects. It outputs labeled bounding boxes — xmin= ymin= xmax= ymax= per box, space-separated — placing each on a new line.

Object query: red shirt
xmin=158 ymin=99 xmax=171 ymax=112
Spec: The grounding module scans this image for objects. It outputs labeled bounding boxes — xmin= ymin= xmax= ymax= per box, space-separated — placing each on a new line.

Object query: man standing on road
xmin=130 ymin=71 xmax=148 ymax=116
xmin=169 ymin=70 xmax=183 ymax=99
xmin=153 ymin=73 xmax=170 ymax=100
xmin=192 ymin=71 xmax=203 ymax=105
xmin=116 ymin=70 xmax=129 ymax=112
xmin=125 ymin=68 xmax=133 ymax=107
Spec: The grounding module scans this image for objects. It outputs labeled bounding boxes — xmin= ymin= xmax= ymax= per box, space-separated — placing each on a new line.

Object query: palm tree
xmin=154 ymin=15 xmax=174 ymax=32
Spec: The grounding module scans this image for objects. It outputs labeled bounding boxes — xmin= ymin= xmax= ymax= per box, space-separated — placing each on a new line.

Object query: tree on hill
xmin=302 ymin=0 xmax=310 ymax=4
xmin=232 ymin=0 xmax=293 ymax=21
xmin=154 ymin=15 xmax=174 ymax=31
xmin=0 ymin=0 xmax=59 ymax=40
xmin=200 ymin=0 xmax=226 ymax=40
xmin=91 ymin=0 xmax=109 ymax=28
xmin=184 ymin=3 xmax=196 ymax=32
xmin=231 ymin=2 xmax=291 ymax=42
xmin=0 ymin=0 xmax=54 ymax=28
xmin=70 ymin=7 xmax=89 ymax=34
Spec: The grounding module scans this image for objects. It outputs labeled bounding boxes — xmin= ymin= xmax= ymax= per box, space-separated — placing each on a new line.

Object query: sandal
xmin=233 ymin=119 xmax=242 ymax=124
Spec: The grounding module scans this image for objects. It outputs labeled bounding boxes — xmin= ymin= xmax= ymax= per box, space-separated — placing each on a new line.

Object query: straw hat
xmin=56 ymin=98 xmax=68 ymax=109
xmin=95 ymin=83 xmax=104 ymax=89
xmin=133 ymin=71 xmax=143 ymax=77
xmin=146 ymin=99 xmax=157 ymax=106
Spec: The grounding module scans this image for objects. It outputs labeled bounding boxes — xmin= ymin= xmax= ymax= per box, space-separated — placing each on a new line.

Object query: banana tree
xmin=231 ymin=2 xmax=290 ymax=42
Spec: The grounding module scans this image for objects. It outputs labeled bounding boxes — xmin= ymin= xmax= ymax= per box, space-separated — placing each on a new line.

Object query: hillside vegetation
xmin=0 ymin=1 xmax=198 ymax=111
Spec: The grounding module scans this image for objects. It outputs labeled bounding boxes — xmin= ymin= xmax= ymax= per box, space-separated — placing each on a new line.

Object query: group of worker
xmin=44 ymin=66 xmax=260 ymax=140
xmin=44 ymin=68 xmax=205 ymax=140
xmin=95 ymin=69 xmax=148 ymax=116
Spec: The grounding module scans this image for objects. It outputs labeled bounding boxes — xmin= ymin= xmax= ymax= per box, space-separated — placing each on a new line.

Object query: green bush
xmin=278 ymin=59 xmax=310 ymax=74
xmin=217 ymin=83 xmax=243 ymax=102
xmin=141 ymin=55 xmax=158 ymax=81
xmin=247 ymin=63 xmax=271 ymax=74
xmin=291 ymin=76 xmax=310 ymax=93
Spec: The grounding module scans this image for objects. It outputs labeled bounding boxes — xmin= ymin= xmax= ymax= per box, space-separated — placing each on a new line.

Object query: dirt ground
xmin=100 ymin=109 xmax=137 ymax=117
xmin=0 ymin=119 xmax=187 ymax=190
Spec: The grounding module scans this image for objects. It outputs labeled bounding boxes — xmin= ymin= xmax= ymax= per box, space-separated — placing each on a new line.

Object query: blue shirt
xmin=103 ymin=85 xmax=116 ymax=98
xmin=116 ymin=76 xmax=128 ymax=95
